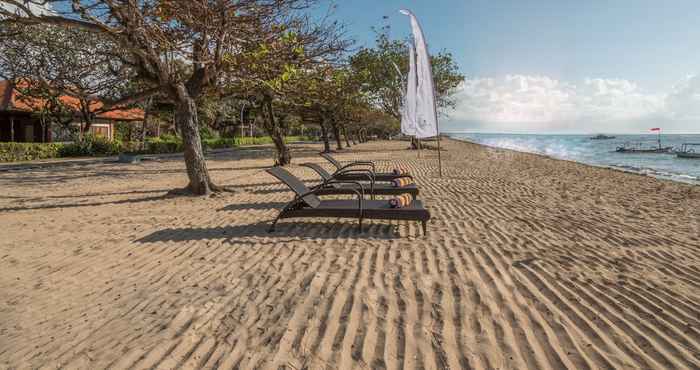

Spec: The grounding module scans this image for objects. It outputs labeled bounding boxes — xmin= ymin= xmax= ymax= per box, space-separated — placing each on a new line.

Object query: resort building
xmin=0 ymin=80 xmax=144 ymax=142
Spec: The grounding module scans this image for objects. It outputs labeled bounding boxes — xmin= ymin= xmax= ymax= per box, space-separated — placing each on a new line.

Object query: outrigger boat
xmin=615 ymin=143 xmax=674 ymax=153
xmin=676 ymin=143 xmax=700 ymax=159
xmin=616 ymin=127 xmax=673 ymax=154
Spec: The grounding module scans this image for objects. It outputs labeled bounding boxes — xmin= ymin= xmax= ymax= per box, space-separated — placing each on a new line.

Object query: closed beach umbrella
xmin=400 ymin=44 xmax=418 ymax=136
xmin=400 ymin=9 xmax=438 ymax=139
xmin=400 ymin=9 xmax=443 ymax=176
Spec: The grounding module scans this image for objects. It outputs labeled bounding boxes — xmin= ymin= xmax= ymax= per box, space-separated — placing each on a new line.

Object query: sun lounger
xmin=266 ymin=167 xmax=430 ymax=236
xmin=320 ymin=153 xmax=413 ymax=183
xmin=302 ymin=163 xmax=419 ymax=200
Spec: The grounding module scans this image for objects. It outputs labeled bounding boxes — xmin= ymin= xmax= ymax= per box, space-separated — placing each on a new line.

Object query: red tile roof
xmin=0 ymin=80 xmax=144 ymax=121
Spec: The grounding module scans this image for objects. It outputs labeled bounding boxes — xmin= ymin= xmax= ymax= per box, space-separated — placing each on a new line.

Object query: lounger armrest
xmin=300 ymin=163 xmax=332 ymax=182
xmin=334 ymin=168 xmax=374 ymax=182
xmin=338 ymin=161 xmax=376 ymax=174
xmin=322 ymin=180 xmax=366 ymax=200
xmin=299 ymin=181 xmax=364 ymax=216
xmin=294 ymin=181 xmax=365 ymax=202
xmin=333 ymin=168 xmax=375 ymax=196
xmin=329 ymin=181 xmax=364 ymax=216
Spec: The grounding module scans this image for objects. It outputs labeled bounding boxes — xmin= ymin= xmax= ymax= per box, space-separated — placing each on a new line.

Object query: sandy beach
xmin=1 ymin=138 xmax=699 ymax=369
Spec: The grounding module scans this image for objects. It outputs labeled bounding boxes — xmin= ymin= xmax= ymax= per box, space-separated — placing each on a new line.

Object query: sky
xmin=327 ymin=0 xmax=700 ymax=134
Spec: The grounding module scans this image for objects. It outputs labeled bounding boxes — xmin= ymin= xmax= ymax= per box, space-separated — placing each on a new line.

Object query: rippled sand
xmin=1 ymin=139 xmax=699 ymax=369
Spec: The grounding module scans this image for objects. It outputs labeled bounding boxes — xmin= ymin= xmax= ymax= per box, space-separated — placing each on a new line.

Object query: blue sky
xmin=329 ymin=0 xmax=700 ymax=133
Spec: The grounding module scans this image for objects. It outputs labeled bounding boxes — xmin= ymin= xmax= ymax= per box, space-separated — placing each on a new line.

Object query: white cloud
xmin=445 ymin=74 xmax=700 ymax=133
xmin=665 ymin=74 xmax=700 ymax=121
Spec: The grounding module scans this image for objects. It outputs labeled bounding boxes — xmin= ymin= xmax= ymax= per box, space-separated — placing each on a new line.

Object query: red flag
xmin=650 ymin=128 xmax=661 ymax=131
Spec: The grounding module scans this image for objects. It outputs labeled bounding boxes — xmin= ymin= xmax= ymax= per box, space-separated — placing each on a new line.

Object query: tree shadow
xmin=135 ymin=221 xmax=400 ymax=244
xmin=220 ymin=202 xmax=288 ymax=211
xmin=0 ymin=193 xmax=175 ymax=212
xmin=33 ymin=189 xmax=170 ymax=200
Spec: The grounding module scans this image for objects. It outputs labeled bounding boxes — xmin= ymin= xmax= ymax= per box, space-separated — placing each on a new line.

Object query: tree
xmin=1 ymin=0 xmax=332 ymax=195
xmin=349 ymin=32 xmax=464 ymax=144
xmin=222 ymin=19 xmax=349 ymax=165
xmin=15 ymin=81 xmax=75 ymax=141
xmin=0 ymin=23 xmax=132 ymax=135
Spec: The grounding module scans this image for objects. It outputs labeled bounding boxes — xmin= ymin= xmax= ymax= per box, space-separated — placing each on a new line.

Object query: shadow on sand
xmin=220 ymin=202 xmax=288 ymax=211
xmin=0 ymin=193 xmax=175 ymax=212
xmin=135 ymin=221 xmax=400 ymax=244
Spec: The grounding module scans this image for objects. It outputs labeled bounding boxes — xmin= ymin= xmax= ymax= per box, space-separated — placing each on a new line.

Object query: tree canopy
xmin=349 ymin=32 xmax=465 ymax=121
xmin=0 ymin=1 xmax=464 ymax=194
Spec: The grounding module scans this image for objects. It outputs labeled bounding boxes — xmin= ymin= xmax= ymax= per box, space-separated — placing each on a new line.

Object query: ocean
xmin=448 ymin=132 xmax=700 ymax=185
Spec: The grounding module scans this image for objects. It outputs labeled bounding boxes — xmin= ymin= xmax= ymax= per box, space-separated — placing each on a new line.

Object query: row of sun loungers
xmin=266 ymin=153 xmax=431 ymax=236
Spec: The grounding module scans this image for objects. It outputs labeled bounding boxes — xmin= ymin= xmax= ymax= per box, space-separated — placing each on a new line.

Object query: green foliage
xmin=0 ymin=136 xmax=313 ymax=162
xmin=349 ymin=32 xmax=465 ymax=120
xmin=59 ymin=135 xmax=122 ymax=157
xmin=0 ymin=142 xmax=64 ymax=162
xmin=142 ymin=136 xmax=184 ymax=154
xmin=199 ymin=126 xmax=217 ymax=141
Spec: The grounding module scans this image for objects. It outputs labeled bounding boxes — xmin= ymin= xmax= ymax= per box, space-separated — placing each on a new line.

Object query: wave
xmin=451 ymin=133 xmax=700 ymax=185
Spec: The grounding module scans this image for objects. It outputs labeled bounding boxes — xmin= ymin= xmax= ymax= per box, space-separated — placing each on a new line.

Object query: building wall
xmin=89 ymin=123 xmax=113 ymax=140
xmin=0 ymin=113 xmax=50 ymax=143
xmin=0 ymin=113 xmax=125 ymax=143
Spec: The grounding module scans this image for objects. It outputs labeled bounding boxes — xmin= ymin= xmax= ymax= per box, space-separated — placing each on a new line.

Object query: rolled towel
xmin=389 ymin=194 xmax=412 ymax=208
xmin=392 ymin=177 xmax=414 ymax=187
xmin=393 ymin=167 xmax=410 ymax=175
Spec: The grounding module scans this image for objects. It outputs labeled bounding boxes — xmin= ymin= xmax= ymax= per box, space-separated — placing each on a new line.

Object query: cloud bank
xmin=444 ymin=74 xmax=700 ymax=133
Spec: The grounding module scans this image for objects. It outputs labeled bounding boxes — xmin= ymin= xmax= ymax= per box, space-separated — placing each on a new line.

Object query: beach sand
xmin=1 ymin=138 xmax=699 ymax=369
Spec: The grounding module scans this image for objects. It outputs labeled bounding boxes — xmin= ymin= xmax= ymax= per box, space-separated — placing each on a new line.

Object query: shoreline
xmin=448 ymin=134 xmax=700 ymax=186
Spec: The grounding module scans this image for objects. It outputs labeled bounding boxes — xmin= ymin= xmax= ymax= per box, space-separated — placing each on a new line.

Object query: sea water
xmin=448 ymin=133 xmax=700 ymax=185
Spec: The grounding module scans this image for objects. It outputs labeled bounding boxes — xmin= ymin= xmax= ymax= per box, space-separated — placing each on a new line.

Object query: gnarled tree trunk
xmin=342 ymin=125 xmax=351 ymax=148
xmin=319 ymin=118 xmax=331 ymax=153
xmin=271 ymin=133 xmax=291 ymax=166
xmin=330 ymin=119 xmax=343 ymax=150
xmin=174 ymin=84 xmax=214 ymax=195
xmin=261 ymin=97 xmax=291 ymax=166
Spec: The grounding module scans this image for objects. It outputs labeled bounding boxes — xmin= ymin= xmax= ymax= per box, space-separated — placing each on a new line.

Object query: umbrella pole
xmin=437 ymin=134 xmax=442 ymax=177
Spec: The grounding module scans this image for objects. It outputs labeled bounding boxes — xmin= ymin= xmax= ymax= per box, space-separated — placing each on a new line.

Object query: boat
xmin=589 ymin=134 xmax=616 ymax=140
xmin=676 ymin=143 xmax=700 ymax=159
xmin=616 ymin=128 xmax=673 ymax=154
xmin=615 ymin=142 xmax=673 ymax=154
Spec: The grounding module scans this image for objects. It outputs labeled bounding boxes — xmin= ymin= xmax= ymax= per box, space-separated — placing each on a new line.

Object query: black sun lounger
xmin=320 ymin=152 xmax=413 ymax=183
xmin=301 ymin=163 xmax=419 ymax=200
xmin=266 ymin=167 xmax=430 ymax=236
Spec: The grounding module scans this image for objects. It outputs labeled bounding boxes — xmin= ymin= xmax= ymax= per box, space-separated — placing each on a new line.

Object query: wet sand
xmin=1 ymin=138 xmax=699 ymax=369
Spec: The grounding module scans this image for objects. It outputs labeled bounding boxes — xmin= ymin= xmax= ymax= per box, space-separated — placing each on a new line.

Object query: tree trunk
xmin=141 ymin=97 xmax=152 ymax=149
xmin=342 ymin=126 xmax=351 ymax=148
xmin=262 ymin=98 xmax=291 ymax=166
xmin=9 ymin=116 xmax=14 ymax=142
xmin=174 ymin=84 xmax=214 ymax=195
xmin=319 ymin=118 xmax=331 ymax=153
xmin=330 ymin=119 xmax=343 ymax=150
xmin=271 ymin=134 xmax=290 ymax=166
xmin=79 ymin=101 xmax=93 ymax=133
xmin=141 ymin=119 xmax=147 ymax=148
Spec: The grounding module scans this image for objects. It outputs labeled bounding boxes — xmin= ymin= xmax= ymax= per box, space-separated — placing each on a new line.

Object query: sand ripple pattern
xmin=1 ymin=140 xmax=699 ymax=369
